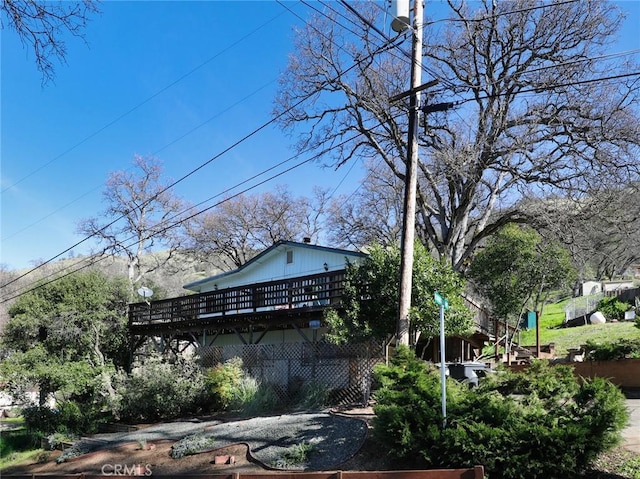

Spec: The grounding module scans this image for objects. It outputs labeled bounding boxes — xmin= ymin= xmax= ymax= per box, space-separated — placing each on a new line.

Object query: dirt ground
xmin=3 ymin=406 xmax=636 ymax=478
xmin=1 ymin=408 xmax=390 ymax=476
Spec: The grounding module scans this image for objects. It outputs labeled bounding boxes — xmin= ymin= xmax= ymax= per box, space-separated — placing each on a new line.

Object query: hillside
xmin=518 ymin=300 xmax=640 ymax=357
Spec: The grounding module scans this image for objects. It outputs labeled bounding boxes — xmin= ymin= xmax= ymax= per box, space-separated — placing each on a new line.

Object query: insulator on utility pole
xmin=390 ymin=0 xmax=410 ymax=32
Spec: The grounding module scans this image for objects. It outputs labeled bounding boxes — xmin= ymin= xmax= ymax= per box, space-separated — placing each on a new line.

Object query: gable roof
xmin=183 ymin=241 xmax=367 ymax=292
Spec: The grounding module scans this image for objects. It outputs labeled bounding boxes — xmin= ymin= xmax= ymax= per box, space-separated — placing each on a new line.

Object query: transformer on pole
xmin=390 ymin=0 xmax=410 ymax=32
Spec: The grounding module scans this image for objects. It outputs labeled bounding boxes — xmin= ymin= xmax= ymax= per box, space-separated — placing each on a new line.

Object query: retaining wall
xmin=508 ymin=358 xmax=640 ymax=388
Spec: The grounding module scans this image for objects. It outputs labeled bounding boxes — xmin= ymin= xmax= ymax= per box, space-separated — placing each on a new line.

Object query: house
xmin=179 ymin=240 xmax=368 ymax=347
xmin=129 ymin=240 xmax=367 ymax=349
xmin=128 ymin=240 xmax=374 ymax=404
xmin=128 ymin=240 xmax=496 ymax=403
xmin=184 ymin=240 xmax=366 ymax=294
xmin=601 ymin=279 xmax=635 ymax=293
xmin=580 ymin=279 xmax=635 ymax=296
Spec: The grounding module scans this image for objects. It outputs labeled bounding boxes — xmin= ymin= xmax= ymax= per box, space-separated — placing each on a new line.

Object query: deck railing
xmin=129 ymin=270 xmax=347 ymax=329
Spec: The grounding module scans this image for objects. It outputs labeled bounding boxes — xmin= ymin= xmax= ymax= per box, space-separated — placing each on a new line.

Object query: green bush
xmin=596 ymin=296 xmax=630 ymax=321
xmin=295 ymin=381 xmax=330 ymax=410
xmin=21 ymin=406 xmax=62 ymax=435
xmin=584 ymin=338 xmax=640 ymax=360
xmin=204 ymin=357 xmax=244 ymax=411
xmin=235 ymin=379 xmax=281 ymax=416
xmin=0 ymin=430 xmax=41 ymax=458
xmin=373 ymin=347 xmax=629 ymax=479
xmin=114 ymin=354 xmax=208 ymax=422
xmin=58 ymin=399 xmax=106 ymax=434
xmin=21 ymin=401 xmax=105 ymax=436
xmin=204 ymin=357 xmax=282 ymax=415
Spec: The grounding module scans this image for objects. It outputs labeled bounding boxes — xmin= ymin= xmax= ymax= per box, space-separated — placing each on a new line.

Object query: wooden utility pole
xmin=396 ymin=0 xmax=424 ymax=346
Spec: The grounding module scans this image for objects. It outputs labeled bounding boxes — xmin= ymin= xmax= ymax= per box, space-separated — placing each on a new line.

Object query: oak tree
xmin=0 ymin=271 xmax=130 ymax=407
xmin=1 ymin=0 xmax=100 ymax=84
xmin=468 ymin=224 xmax=575 ymax=324
xmin=275 ymin=0 xmax=640 ymax=271
xmin=77 ymin=155 xmax=186 ymax=289
xmin=184 ymin=185 xmax=329 ymax=269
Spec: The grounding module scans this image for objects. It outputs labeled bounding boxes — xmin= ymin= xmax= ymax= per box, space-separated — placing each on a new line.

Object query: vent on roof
xmin=303 ymin=237 xmax=311 ymax=244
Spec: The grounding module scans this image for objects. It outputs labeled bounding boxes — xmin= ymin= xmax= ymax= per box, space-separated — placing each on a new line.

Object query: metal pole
xmin=439 ymin=303 xmax=447 ymax=428
xmin=397 ymin=0 xmax=424 ymax=346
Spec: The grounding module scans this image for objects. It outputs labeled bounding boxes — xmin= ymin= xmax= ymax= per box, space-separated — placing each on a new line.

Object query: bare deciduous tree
xmin=532 ymin=185 xmax=640 ymax=282
xmin=275 ymin=0 xmax=640 ymax=271
xmin=1 ymin=0 xmax=100 ymax=84
xmin=185 ymin=185 xmax=329 ymax=269
xmin=77 ymin=155 xmax=186 ymax=289
xmin=327 ymin=160 xmax=404 ymax=248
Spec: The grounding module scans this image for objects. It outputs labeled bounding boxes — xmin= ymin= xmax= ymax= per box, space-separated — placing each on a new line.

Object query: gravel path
xmin=80 ymin=418 xmax=224 ymax=450
xmin=77 ymin=412 xmax=368 ymax=470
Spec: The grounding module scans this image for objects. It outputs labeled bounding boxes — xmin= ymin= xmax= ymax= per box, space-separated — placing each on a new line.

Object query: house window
xmin=286 ymin=250 xmax=294 ymax=264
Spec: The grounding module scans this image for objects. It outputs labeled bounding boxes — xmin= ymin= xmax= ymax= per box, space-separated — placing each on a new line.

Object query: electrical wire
xmin=1 ymin=9 xmax=289 ymax=195
xmin=1 ymin=78 xmax=277 ymax=244
xmin=2 ymin=106 xmax=407 ymax=301
xmin=7 ymin=63 xmax=636 ymax=295
xmin=0 ymin=125 xmax=387 ymax=303
xmin=0 ymin=34 xmax=405 ymax=293
xmin=422 ymin=0 xmax=581 ymax=25
xmin=3 ymin=1 xmax=637 ymax=295
xmin=457 ymin=70 xmax=640 ymax=105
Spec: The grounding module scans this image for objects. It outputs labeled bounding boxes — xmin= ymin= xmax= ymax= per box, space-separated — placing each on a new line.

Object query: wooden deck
xmin=128 ymin=270 xmax=347 ymax=336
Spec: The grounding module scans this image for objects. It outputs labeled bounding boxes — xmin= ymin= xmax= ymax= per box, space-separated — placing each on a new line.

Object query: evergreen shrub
xmin=584 ymin=338 xmax=640 ymax=360
xmin=115 ymin=354 xmax=208 ymax=422
xmin=596 ymin=296 xmax=630 ymax=321
xmin=21 ymin=406 xmax=61 ymax=435
xmin=373 ymin=347 xmax=629 ymax=479
xmin=204 ymin=357 xmax=244 ymax=411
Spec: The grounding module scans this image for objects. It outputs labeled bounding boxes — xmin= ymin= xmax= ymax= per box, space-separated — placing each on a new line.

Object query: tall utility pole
xmin=396 ymin=0 xmax=423 ymax=346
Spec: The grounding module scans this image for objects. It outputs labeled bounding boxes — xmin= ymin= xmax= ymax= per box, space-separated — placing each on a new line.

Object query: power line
xmin=0 ymin=128 xmax=377 ymax=303
xmin=422 ymin=0 xmax=581 ymax=25
xmin=1 ymin=78 xmax=277 ymax=244
xmin=459 ymin=70 xmax=640 ymax=104
xmin=1 ymin=9 xmax=288 ymax=195
xmin=5 ymin=2 xmax=636 ymax=295
xmin=1 ymin=34 xmax=405 ymax=293
xmin=1 ymin=106 xmax=406 ymax=301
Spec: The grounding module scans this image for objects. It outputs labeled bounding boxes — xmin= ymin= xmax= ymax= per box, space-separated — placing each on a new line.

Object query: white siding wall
xmin=199 ymin=247 xmax=360 ymax=293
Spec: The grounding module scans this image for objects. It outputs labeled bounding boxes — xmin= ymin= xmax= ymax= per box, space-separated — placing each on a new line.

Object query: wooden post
xmin=397 ymin=0 xmax=424 ymax=346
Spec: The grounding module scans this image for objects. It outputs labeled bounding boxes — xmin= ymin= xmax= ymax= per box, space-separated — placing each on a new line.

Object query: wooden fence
xmin=507 ymin=358 xmax=640 ymax=388
xmin=2 ymin=467 xmax=485 ymax=479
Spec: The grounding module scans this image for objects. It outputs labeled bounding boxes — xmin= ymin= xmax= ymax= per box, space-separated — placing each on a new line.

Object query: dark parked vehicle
xmin=446 ymin=361 xmax=494 ymax=387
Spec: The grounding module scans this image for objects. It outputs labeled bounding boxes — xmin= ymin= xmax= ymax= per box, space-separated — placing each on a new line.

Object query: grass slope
xmin=518 ymin=299 xmax=640 ymax=357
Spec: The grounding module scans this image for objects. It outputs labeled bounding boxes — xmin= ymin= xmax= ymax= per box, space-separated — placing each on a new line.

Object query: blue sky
xmin=1 ymin=1 xmax=366 ymax=271
xmin=1 ymin=0 xmax=639 ymax=272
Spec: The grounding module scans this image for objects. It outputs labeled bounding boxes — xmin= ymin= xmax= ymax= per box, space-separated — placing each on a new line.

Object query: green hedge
xmin=373 ymin=347 xmax=629 ymax=479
